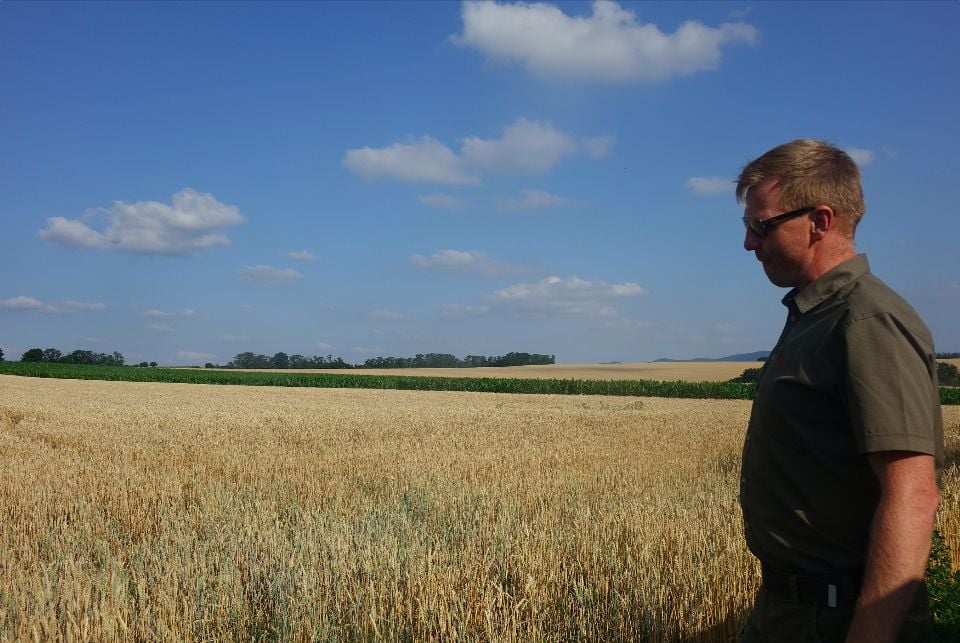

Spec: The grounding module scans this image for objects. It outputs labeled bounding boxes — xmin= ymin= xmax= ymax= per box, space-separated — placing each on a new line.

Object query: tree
xmin=149 ymin=362 xmax=157 ymax=368
xmin=229 ymin=352 xmax=255 ymax=368
xmin=42 ymin=348 xmax=63 ymax=362
xmin=938 ymin=361 xmax=960 ymax=387
xmin=63 ymin=350 xmax=96 ymax=364
xmin=0 ymin=347 xmax=4 ymax=362
xmin=270 ymin=352 xmax=290 ymax=369
xmin=288 ymin=354 xmax=307 ymax=369
xmin=21 ymin=348 xmax=44 ymax=362
xmin=229 ymin=352 xmax=270 ymax=369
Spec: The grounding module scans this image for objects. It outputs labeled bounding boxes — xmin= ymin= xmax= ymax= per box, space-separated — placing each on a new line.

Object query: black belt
xmin=761 ymin=565 xmax=862 ymax=608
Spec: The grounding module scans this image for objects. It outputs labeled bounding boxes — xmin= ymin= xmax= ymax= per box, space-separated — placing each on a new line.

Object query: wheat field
xmin=1 ymin=374 xmax=957 ymax=642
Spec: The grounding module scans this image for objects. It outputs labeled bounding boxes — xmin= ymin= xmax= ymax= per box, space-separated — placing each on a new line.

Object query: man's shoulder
xmin=845 ymin=271 xmax=915 ymax=317
xmin=843 ymin=272 xmax=934 ymax=343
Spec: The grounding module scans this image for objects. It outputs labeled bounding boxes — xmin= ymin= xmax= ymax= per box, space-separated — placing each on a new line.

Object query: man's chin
xmin=762 ymin=264 xmax=790 ymax=288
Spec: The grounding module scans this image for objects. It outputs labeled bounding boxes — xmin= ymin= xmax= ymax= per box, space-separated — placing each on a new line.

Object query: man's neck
xmin=797 ymin=243 xmax=858 ymax=290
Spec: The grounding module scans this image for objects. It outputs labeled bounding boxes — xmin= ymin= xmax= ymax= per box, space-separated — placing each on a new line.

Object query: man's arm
xmin=845 ymin=451 xmax=939 ymax=643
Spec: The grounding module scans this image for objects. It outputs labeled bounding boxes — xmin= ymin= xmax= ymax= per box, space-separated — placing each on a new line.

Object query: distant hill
xmin=653 ymin=351 xmax=769 ymax=363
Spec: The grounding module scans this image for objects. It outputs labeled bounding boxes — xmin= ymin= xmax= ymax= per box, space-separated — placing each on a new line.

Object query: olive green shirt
xmin=740 ymin=254 xmax=944 ymax=575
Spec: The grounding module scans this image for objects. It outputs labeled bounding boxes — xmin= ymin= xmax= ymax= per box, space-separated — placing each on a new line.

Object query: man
xmin=736 ymin=140 xmax=944 ymax=643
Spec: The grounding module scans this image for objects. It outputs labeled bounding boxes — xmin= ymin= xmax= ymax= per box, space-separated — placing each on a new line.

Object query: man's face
xmin=743 ymin=178 xmax=814 ymax=288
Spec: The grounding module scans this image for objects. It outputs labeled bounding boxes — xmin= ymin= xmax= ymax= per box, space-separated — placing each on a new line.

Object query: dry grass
xmin=237 ymin=361 xmax=760 ymax=383
xmin=0 ymin=375 xmax=957 ymax=642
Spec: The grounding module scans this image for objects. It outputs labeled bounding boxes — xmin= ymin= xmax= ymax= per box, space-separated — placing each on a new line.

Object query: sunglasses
xmin=742 ymin=206 xmax=816 ymax=238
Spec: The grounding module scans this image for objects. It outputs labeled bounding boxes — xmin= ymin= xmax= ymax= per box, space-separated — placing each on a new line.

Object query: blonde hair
xmin=736 ymin=139 xmax=866 ymax=237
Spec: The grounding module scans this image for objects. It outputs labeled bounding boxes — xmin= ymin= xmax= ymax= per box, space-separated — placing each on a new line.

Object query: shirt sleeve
xmin=844 ymin=312 xmax=940 ymax=455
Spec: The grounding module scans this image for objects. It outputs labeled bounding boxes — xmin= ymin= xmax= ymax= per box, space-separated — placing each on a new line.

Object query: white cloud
xmin=141 ymin=309 xmax=197 ymax=318
xmin=440 ymin=304 xmax=492 ymax=320
xmin=418 ymin=193 xmax=469 ymax=210
xmin=452 ymin=0 xmax=758 ymax=84
xmin=178 ymin=350 xmax=215 ymax=362
xmin=146 ymin=324 xmax=174 ymax=333
xmin=352 ymin=346 xmax=383 ymax=354
xmin=0 ymin=296 xmax=60 ymax=314
xmin=38 ymin=218 xmax=107 ymax=249
xmin=367 ymin=309 xmax=407 ymax=320
xmin=142 ymin=309 xmax=174 ymax=318
xmin=0 ymin=296 xmax=105 ymax=315
xmin=845 ymin=147 xmax=875 ymax=167
xmin=316 ymin=341 xmax=333 ymax=350
xmin=238 ymin=265 xmax=303 ymax=286
xmin=410 ymin=249 xmax=531 ymax=277
xmin=223 ymin=334 xmax=251 ymax=342
xmin=286 ymin=250 xmax=317 ymax=261
xmin=344 ymin=119 xmax=604 ymax=185
xmin=343 ymin=136 xmax=480 ymax=185
xmin=686 ymin=176 xmax=732 ymax=196
xmin=581 ymin=136 xmax=615 ymax=159
xmin=489 ymin=275 xmax=645 ymax=317
xmin=38 ymin=188 xmax=244 ymax=255
xmin=496 ymin=189 xmax=570 ymax=212
xmin=461 ymin=119 xmax=578 ymax=174
xmin=62 ymin=301 xmax=107 ymax=311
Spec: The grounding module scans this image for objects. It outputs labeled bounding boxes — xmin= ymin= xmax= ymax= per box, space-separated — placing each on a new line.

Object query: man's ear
xmin=810 ymin=206 xmax=835 ymax=239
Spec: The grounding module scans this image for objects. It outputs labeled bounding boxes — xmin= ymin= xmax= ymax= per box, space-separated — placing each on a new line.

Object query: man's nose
xmin=744 ymin=228 xmax=761 ymax=252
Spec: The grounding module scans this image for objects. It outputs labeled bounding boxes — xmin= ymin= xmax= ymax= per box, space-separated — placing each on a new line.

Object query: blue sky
xmin=2 ymin=1 xmax=958 ymax=365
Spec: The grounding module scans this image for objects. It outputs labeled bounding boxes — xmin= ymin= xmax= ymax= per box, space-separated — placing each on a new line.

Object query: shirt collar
xmin=782 ymin=254 xmax=870 ymax=314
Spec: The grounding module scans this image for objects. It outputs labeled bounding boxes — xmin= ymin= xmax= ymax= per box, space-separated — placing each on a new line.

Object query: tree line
xmin=2 ymin=345 xmax=953 ymax=371
xmin=0 ymin=347 xmax=553 ymax=369
xmin=16 ymin=347 xmax=126 ymax=366
xmin=216 ymin=351 xmax=555 ymax=370
xmin=223 ymin=352 xmax=353 ymax=369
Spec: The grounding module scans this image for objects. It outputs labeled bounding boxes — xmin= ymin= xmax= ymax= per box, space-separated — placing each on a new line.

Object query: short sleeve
xmin=844 ymin=312 xmax=940 ymax=455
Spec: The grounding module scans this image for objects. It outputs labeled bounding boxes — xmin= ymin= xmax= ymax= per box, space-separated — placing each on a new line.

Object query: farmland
xmin=0 ymin=362 xmax=759 ymax=400
xmin=227 ymin=361 xmax=761 ymax=383
xmin=1 ymin=373 xmax=958 ymax=641
xmin=2 ymin=361 xmax=957 ymax=405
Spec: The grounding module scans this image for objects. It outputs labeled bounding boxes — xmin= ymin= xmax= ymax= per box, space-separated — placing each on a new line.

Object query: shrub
xmin=729 ymin=367 xmax=763 ymax=384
